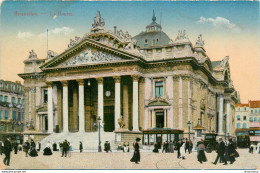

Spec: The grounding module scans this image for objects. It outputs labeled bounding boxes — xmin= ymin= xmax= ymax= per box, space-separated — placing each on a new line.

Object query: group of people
xmin=24 ymin=139 xmax=38 ymax=157
xmin=249 ymin=142 xmax=260 ymax=154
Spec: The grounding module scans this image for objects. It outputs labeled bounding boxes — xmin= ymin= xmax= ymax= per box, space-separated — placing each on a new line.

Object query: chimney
xmin=114 ymin=26 xmax=117 ymax=34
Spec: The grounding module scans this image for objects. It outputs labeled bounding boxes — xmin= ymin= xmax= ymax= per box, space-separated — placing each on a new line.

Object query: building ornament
xmin=46 ymin=81 xmax=52 ymax=87
xmin=92 ymin=10 xmax=105 ymax=28
xmin=175 ymin=30 xmax=189 ymax=41
xmin=67 ymin=36 xmax=81 ymax=49
xmin=96 ymin=77 xmax=103 ymax=84
xmin=61 ymin=49 xmax=122 ymax=67
xmin=47 ymin=50 xmax=58 ymax=60
xmin=29 ymin=50 xmax=37 ymax=59
xmin=117 ymin=115 xmax=125 ymax=129
xmin=76 ymin=79 xmax=85 ymax=85
xmin=131 ymin=75 xmax=140 ymax=81
xmin=61 ymin=81 xmax=68 ymax=87
xmin=113 ymin=76 xmax=121 ymax=83
xmin=195 ymin=34 xmax=205 ymax=47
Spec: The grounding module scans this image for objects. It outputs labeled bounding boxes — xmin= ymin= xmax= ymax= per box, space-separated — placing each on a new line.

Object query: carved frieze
xmin=61 ymin=49 xmax=122 ymax=67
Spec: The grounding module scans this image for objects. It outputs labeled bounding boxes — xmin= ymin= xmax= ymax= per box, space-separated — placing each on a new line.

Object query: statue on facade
xmin=195 ymin=34 xmax=205 ymax=47
xmin=47 ymin=50 xmax=58 ymax=59
xmin=92 ymin=10 xmax=105 ymax=28
xmin=175 ymin=30 xmax=189 ymax=41
xmin=118 ymin=115 xmax=125 ymax=129
xmin=29 ymin=49 xmax=37 ymax=59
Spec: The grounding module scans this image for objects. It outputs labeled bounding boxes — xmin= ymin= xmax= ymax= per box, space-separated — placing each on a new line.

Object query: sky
xmin=0 ymin=1 xmax=259 ymax=103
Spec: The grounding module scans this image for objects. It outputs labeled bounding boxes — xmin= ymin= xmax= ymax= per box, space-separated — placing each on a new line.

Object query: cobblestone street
xmin=1 ymin=148 xmax=260 ymax=170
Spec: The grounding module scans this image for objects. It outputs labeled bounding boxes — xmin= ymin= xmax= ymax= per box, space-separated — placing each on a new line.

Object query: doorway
xmin=104 ymin=106 xmax=115 ymax=132
xmin=45 ymin=116 xmax=48 ymax=131
xmin=156 ymin=111 xmax=164 ymax=128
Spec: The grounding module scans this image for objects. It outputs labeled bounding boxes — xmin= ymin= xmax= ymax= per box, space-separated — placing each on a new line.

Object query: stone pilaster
xmin=132 ymin=75 xmax=139 ymax=131
xmin=97 ymin=78 xmax=104 ymax=131
xmin=72 ymin=82 xmax=78 ymax=132
xmin=226 ymin=99 xmax=231 ymax=136
xmin=113 ymin=76 xmax=121 ymax=130
xmin=61 ymin=81 xmax=69 ymax=132
xmin=77 ymin=79 xmax=85 ymax=132
xmin=47 ymin=81 xmax=53 ymax=133
xmin=179 ymin=76 xmax=183 ymax=129
xmin=218 ymin=94 xmax=224 ymax=135
xmin=123 ymin=85 xmax=129 ymax=130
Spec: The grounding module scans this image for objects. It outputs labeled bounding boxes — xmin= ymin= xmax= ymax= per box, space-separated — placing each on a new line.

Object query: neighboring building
xmin=18 ymin=11 xmax=239 ymax=149
xmin=235 ymin=100 xmax=260 ymax=135
xmin=0 ymin=80 xmax=24 ymax=143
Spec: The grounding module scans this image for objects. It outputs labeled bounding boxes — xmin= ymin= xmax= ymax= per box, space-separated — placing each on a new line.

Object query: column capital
xmin=96 ymin=78 xmax=103 ymax=84
xmin=173 ymin=75 xmax=180 ymax=81
xmin=46 ymin=81 xmax=52 ymax=87
xmin=113 ymin=76 xmax=121 ymax=83
xmin=76 ymin=79 xmax=85 ymax=86
xmin=131 ymin=75 xmax=140 ymax=82
xmin=24 ymin=87 xmax=30 ymax=92
xmin=61 ymin=81 xmax=68 ymax=87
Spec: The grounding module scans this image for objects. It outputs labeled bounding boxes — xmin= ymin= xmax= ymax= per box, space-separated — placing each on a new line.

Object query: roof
xmin=133 ymin=31 xmax=170 ymax=48
xmin=211 ymin=61 xmax=221 ymax=68
xmin=235 ymin=103 xmax=249 ymax=107
xmin=249 ymin=100 xmax=260 ymax=108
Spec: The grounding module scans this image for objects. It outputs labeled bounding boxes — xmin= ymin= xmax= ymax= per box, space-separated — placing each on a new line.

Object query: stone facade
xmin=19 ymin=11 xmax=239 ymax=147
xmin=0 ymin=80 xmax=24 ymax=143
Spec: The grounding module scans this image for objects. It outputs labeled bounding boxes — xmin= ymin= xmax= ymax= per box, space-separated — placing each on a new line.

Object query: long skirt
xmin=197 ymin=150 xmax=207 ymax=162
xmin=29 ymin=149 xmax=38 ymax=157
xmin=43 ymin=147 xmax=53 ymax=155
xmin=130 ymin=151 xmax=140 ymax=163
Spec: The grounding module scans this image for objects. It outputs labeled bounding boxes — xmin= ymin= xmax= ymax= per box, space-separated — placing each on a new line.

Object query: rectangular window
xmin=0 ymin=83 xmax=2 ymax=89
xmin=251 ymin=110 xmax=253 ymax=113
xmin=0 ymin=125 xmax=2 ymax=131
xmin=11 ymin=125 xmax=15 ymax=132
xmin=255 ymin=110 xmax=257 ymax=113
xmin=4 ymin=83 xmax=8 ymax=90
xmin=18 ymin=126 xmax=20 ymax=132
xmin=250 ymin=117 xmax=253 ymax=122
xmin=0 ymin=95 xmax=2 ymax=102
xmin=243 ymin=116 xmax=246 ymax=120
xmin=237 ymin=123 xmax=240 ymax=128
xmin=237 ymin=115 xmax=240 ymax=121
xmin=4 ymin=96 xmax=8 ymax=102
xmin=18 ymin=112 xmax=21 ymax=121
xmin=0 ymin=110 xmax=2 ymax=120
xmin=4 ymin=110 xmax=8 ymax=120
xmin=155 ymin=81 xmax=163 ymax=97
xmin=11 ymin=84 xmax=15 ymax=92
xmin=11 ymin=97 xmax=15 ymax=103
xmin=4 ymin=125 xmax=8 ymax=131
xmin=22 ymin=99 xmax=24 ymax=104
xmin=12 ymin=111 xmax=16 ymax=120
xmin=44 ymin=89 xmax=48 ymax=103
xmin=254 ymin=117 xmax=257 ymax=122
xmin=21 ymin=112 xmax=24 ymax=121
xmin=18 ymin=98 xmax=21 ymax=104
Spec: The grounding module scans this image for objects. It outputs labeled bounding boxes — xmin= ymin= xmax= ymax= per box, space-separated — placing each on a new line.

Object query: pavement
xmin=0 ymin=148 xmax=260 ymax=170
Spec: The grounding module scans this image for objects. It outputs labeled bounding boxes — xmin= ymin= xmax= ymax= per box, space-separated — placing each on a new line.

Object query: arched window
xmin=254 ymin=117 xmax=257 ymax=122
xmin=250 ymin=117 xmax=253 ymax=122
xmin=237 ymin=123 xmax=240 ymax=128
xmin=237 ymin=115 xmax=240 ymax=120
xmin=243 ymin=123 xmax=246 ymax=128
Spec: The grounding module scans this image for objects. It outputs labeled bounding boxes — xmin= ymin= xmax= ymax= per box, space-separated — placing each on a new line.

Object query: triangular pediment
xmin=40 ymin=38 xmax=143 ymax=69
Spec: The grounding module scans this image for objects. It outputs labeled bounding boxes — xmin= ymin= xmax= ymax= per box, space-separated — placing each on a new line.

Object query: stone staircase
xmin=40 ymin=131 xmax=115 ymax=151
xmin=114 ymin=132 xmax=143 ymax=149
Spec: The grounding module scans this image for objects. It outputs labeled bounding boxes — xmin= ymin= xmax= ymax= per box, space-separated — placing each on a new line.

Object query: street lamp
xmin=98 ymin=116 xmax=102 ymax=152
xmin=187 ymin=121 xmax=191 ymax=141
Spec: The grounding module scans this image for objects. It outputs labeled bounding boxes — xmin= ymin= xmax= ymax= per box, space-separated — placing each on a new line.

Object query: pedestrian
xmin=61 ymin=139 xmax=69 ymax=157
xmin=29 ymin=140 xmax=38 ymax=157
xmin=257 ymin=142 xmax=260 ymax=154
xmin=188 ymin=141 xmax=193 ymax=154
xmin=68 ymin=142 xmax=72 ymax=157
xmin=104 ymin=141 xmax=112 ymax=152
xmin=212 ymin=138 xmax=227 ymax=165
xmin=176 ymin=140 xmax=181 ymax=158
xmin=24 ymin=140 xmax=30 ymax=157
xmin=79 ymin=141 xmax=83 ymax=152
xmin=43 ymin=141 xmax=52 ymax=155
xmin=14 ymin=142 xmax=18 ymax=154
xmin=53 ymin=142 xmax=57 ymax=151
xmin=180 ymin=139 xmax=186 ymax=159
xmin=123 ymin=142 xmax=129 ymax=152
xmin=249 ymin=142 xmax=254 ymax=153
xmin=130 ymin=138 xmax=141 ymax=164
xmin=3 ymin=137 xmax=12 ymax=166
xmin=169 ymin=140 xmax=174 ymax=153
xmin=197 ymin=140 xmax=207 ymax=163
xmin=185 ymin=138 xmax=189 ymax=153
xmin=37 ymin=142 xmax=41 ymax=151
xmin=228 ymin=139 xmax=236 ymax=164
xmin=162 ymin=141 xmax=166 ymax=153
xmin=153 ymin=142 xmax=159 ymax=153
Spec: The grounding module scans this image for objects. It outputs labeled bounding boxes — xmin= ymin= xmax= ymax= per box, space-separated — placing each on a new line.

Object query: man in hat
xmin=3 ymin=137 xmax=12 ymax=166
xmin=212 ymin=138 xmax=227 ymax=165
xmin=61 ymin=139 xmax=69 ymax=157
xmin=130 ymin=138 xmax=141 ymax=164
xmin=104 ymin=141 xmax=112 ymax=152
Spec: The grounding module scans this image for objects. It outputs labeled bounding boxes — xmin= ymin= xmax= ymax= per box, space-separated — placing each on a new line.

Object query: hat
xmin=136 ymin=138 xmax=141 ymax=142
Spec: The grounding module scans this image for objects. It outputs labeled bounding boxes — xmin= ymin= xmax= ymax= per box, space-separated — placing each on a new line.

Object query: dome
xmin=133 ymin=10 xmax=170 ymax=48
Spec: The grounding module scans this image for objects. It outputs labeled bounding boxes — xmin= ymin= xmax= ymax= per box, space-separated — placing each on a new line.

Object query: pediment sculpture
xmin=61 ymin=48 xmax=122 ymax=66
xmin=29 ymin=49 xmax=37 ymax=59
xmin=67 ymin=36 xmax=81 ymax=49
xmin=175 ymin=30 xmax=189 ymax=41
xmin=195 ymin=34 xmax=205 ymax=47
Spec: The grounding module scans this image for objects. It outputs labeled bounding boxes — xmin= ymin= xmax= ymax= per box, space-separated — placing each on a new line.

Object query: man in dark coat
xmin=3 ymin=137 xmax=12 ymax=166
xmin=130 ymin=138 xmax=141 ymax=164
xmin=14 ymin=142 xmax=18 ymax=154
xmin=24 ymin=140 xmax=30 ymax=157
xmin=104 ymin=141 xmax=112 ymax=152
xmin=185 ymin=139 xmax=189 ymax=153
xmin=79 ymin=141 xmax=83 ymax=152
xmin=228 ymin=139 xmax=236 ymax=164
xmin=176 ymin=140 xmax=181 ymax=158
xmin=61 ymin=139 xmax=69 ymax=157
xmin=212 ymin=138 xmax=227 ymax=165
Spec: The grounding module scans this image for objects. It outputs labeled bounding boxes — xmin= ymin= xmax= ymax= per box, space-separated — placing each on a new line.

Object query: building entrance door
xmin=156 ymin=111 xmax=164 ymax=128
xmin=45 ymin=116 xmax=48 ymax=131
xmin=104 ymin=106 xmax=115 ymax=132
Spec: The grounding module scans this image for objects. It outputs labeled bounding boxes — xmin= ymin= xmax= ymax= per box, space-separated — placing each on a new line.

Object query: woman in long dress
xmin=197 ymin=140 xmax=207 ymax=163
xmin=130 ymin=138 xmax=141 ymax=164
xmin=180 ymin=139 xmax=186 ymax=160
xmin=43 ymin=141 xmax=53 ymax=155
xmin=29 ymin=140 xmax=38 ymax=157
xmin=153 ymin=142 xmax=159 ymax=153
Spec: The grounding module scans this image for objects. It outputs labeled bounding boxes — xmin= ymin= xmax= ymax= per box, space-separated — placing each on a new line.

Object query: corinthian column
xmin=218 ymin=94 xmax=224 ymax=135
xmin=97 ymin=78 xmax=104 ymax=131
xmin=47 ymin=82 xmax=53 ymax=133
xmin=114 ymin=76 xmax=121 ymax=130
xmin=132 ymin=75 xmax=139 ymax=131
xmin=179 ymin=76 xmax=183 ymax=129
xmin=77 ymin=79 xmax=85 ymax=132
xmin=62 ymin=81 xmax=69 ymax=133
xmin=226 ymin=100 xmax=231 ymax=136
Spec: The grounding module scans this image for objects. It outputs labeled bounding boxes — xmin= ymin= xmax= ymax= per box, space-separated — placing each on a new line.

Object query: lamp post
xmin=98 ymin=116 xmax=102 ymax=152
xmin=187 ymin=121 xmax=191 ymax=141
